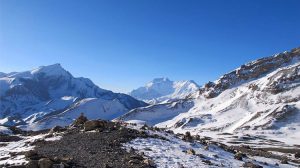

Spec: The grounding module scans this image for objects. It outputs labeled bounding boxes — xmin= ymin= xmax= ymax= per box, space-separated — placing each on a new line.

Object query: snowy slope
xmin=123 ymin=123 xmax=300 ymax=168
xmin=119 ymin=47 xmax=300 ymax=147
xmin=129 ymin=77 xmax=199 ymax=104
xmin=0 ymin=64 xmax=147 ymax=129
xmin=26 ymin=98 xmax=130 ymax=130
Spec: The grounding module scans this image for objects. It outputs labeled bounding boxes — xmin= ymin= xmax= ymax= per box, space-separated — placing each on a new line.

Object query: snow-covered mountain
xmin=118 ymin=47 xmax=300 ymax=147
xmin=129 ymin=78 xmax=200 ymax=104
xmin=0 ymin=64 xmax=147 ymax=130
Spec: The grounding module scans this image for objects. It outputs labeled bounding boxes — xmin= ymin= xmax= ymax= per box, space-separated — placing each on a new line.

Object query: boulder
xmin=242 ymin=162 xmax=263 ymax=168
xmin=234 ymin=152 xmax=244 ymax=160
xmin=280 ymin=158 xmax=288 ymax=164
xmin=25 ymin=150 xmax=39 ymax=160
xmin=84 ymin=120 xmax=105 ymax=131
xmin=186 ymin=149 xmax=196 ymax=155
xmin=143 ymin=159 xmax=155 ymax=167
xmin=183 ymin=131 xmax=193 ymax=141
xmin=49 ymin=126 xmax=65 ymax=134
xmin=26 ymin=160 xmax=39 ymax=168
xmin=38 ymin=158 xmax=53 ymax=168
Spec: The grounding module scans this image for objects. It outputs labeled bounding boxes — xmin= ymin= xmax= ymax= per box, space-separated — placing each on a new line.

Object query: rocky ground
xmin=1 ymin=115 xmax=300 ymax=168
xmin=32 ymin=125 xmax=153 ymax=168
xmin=1 ymin=115 xmax=155 ymax=168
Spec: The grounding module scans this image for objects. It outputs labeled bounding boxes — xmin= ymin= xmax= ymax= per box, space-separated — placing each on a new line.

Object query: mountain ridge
xmin=0 ymin=64 xmax=147 ymax=129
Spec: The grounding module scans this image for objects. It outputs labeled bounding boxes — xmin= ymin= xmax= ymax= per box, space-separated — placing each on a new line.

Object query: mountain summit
xmin=129 ymin=78 xmax=200 ymax=103
xmin=0 ymin=64 xmax=147 ymax=130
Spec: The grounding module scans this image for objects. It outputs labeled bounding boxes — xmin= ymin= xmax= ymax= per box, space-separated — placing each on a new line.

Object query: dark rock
xmin=38 ymin=158 xmax=53 ymax=168
xmin=29 ymin=139 xmax=45 ymax=146
xmin=241 ymin=145 xmax=251 ymax=149
xmin=9 ymin=126 xmax=24 ymax=135
xmin=205 ymin=81 xmax=215 ymax=88
xmin=49 ymin=126 xmax=65 ymax=134
xmin=143 ymin=159 xmax=155 ymax=167
xmin=242 ymin=162 xmax=263 ymax=168
xmin=26 ymin=160 xmax=39 ymax=168
xmin=196 ymin=153 xmax=206 ymax=158
xmin=166 ymin=130 xmax=174 ymax=134
xmin=84 ymin=120 xmax=105 ymax=131
xmin=129 ymin=155 xmax=143 ymax=160
xmin=72 ymin=113 xmax=88 ymax=127
xmin=202 ymin=159 xmax=212 ymax=165
xmin=280 ymin=158 xmax=288 ymax=164
xmin=141 ymin=124 xmax=148 ymax=130
xmin=234 ymin=152 xmax=244 ymax=160
xmin=194 ymin=135 xmax=200 ymax=140
xmin=24 ymin=150 xmax=39 ymax=160
xmin=295 ymin=152 xmax=300 ymax=158
xmin=213 ymin=154 xmax=218 ymax=158
xmin=128 ymin=159 xmax=140 ymax=165
xmin=0 ymin=135 xmax=23 ymax=142
xmin=183 ymin=131 xmax=193 ymax=141
xmin=186 ymin=149 xmax=196 ymax=155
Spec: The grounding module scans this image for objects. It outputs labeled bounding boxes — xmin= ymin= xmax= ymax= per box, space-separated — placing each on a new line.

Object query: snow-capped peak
xmin=0 ymin=64 xmax=147 ymax=128
xmin=130 ymin=78 xmax=200 ymax=104
xmin=146 ymin=77 xmax=171 ymax=87
xmin=31 ymin=63 xmax=71 ymax=77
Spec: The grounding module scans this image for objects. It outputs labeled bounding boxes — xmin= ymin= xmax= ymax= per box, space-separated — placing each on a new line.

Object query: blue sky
xmin=1 ymin=0 xmax=300 ymax=93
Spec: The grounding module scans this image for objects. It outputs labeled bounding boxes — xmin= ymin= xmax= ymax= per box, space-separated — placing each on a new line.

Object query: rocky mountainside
xmin=0 ymin=64 xmax=147 ymax=130
xmin=118 ymin=47 xmax=300 ymax=148
xmin=129 ymin=78 xmax=199 ymax=104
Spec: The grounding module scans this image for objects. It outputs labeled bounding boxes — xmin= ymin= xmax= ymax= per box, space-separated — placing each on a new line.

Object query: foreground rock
xmin=29 ymin=118 xmax=152 ymax=168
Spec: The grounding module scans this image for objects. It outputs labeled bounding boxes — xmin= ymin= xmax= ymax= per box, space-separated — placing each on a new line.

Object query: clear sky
xmin=1 ymin=0 xmax=300 ymax=93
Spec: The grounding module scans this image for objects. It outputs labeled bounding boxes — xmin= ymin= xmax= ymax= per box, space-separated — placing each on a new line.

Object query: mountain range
xmin=0 ymin=47 xmax=300 ymax=148
xmin=1 ymin=47 xmax=300 ymax=168
xmin=129 ymin=78 xmax=200 ymax=104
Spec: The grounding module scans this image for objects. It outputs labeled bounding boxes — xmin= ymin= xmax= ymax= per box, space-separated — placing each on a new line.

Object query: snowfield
xmin=123 ymin=124 xmax=300 ymax=168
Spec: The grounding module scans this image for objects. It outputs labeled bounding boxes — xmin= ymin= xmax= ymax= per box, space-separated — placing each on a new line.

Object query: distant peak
xmin=41 ymin=63 xmax=63 ymax=69
xmin=151 ymin=77 xmax=171 ymax=83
